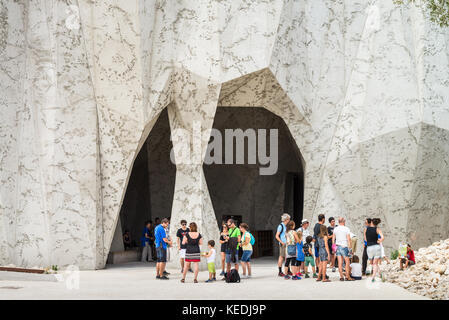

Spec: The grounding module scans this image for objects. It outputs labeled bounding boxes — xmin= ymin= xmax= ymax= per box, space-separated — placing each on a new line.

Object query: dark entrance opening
xmin=108 ymin=108 xmax=176 ymax=264
xmin=203 ymin=107 xmax=304 ymax=258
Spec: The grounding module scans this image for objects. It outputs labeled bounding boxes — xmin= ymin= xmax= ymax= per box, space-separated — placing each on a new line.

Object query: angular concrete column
xmin=166 ymin=69 xmax=221 ymax=271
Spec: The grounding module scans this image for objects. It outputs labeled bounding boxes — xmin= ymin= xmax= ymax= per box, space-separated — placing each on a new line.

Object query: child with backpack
xmin=239 ymin=223 xmax=254 ymax=279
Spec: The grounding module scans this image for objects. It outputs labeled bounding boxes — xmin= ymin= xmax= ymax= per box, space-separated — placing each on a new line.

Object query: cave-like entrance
xmin=107 ymin=108 xmax=176 ymax=264
xmin=203 ymin=107 xmax=304 ymax=258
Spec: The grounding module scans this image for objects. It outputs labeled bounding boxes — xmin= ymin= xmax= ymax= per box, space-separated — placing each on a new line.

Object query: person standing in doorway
xmin=275 ymin=213 xmax=291 ymax=276
xmin=141 ymin=221 xmax=153 ymax=262
xmin=165 ymin=218 xmax=171 ymax=263
xmin=333 ymin=217 xmax=354 ymax=281
xmin=154 ymin=218 xmax=172 ymax=279
xmin=313 ymin=214 xmax=326 ymax=274
xmin=219 ymin=224 xmax=229 ymax=276
xmin=176 ymin=220 xmax=191 ymax=273
xmin=181 ymin=222 xmax=203 ymax=283
xmin=327 ymin=217 xmax=336 ymax=272
xmin=239 ymin=223 xmax=253 ymax=279
xmin=297 ymin=219 xmax=310 ymax=274
xmin=224 ymin=219 xmax=241 ymax=277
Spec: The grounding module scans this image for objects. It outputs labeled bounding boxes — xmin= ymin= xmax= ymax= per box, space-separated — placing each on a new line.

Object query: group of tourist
xmin=275 ymin=213 xmax=391 ymax=282
xmin=137 ymin=212 xmax=416 ymax=283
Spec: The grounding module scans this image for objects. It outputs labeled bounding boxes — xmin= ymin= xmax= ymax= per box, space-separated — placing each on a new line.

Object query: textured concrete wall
xmin=0 ymin=0 xmax=448 ymax=269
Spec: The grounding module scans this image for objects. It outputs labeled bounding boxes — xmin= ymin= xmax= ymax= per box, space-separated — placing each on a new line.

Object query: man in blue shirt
xmin=275 ymin=213 xmax=290 ymax=276
xmin=155 ymin=218 xmax=172 ymax=280
xmin=141 ymin=221 xmax=153 ymax=262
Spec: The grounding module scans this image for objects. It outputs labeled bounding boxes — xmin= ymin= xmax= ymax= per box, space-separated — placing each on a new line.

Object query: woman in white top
xmin=239 ymin=223 xmax=253 ymax=279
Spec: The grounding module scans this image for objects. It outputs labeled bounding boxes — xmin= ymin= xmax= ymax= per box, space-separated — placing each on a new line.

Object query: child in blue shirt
xmin=294 ymin=231 xmax=305 ymax=280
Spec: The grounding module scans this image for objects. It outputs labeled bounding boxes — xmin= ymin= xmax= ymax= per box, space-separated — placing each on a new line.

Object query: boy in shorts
xmin=303 ymin=236 xmax=318 ymax=278
xmin=202 ymin=240 xmax=217 ymax=282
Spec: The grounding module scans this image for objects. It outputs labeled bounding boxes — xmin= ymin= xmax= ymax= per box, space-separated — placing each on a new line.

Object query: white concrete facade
xmin=0 ymin=0 xmax=448 ymax=270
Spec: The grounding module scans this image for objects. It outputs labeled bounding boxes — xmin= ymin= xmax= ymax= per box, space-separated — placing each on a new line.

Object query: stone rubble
xmin=382 ymin=239 xmax=449 ymax=300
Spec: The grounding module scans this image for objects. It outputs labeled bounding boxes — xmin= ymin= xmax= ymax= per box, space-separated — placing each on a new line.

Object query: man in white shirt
xmin=332 ymin=217 xmax=354 ymax=281
xmin=297 ymin=219 xmax=310 ymax=239
xmin=297 ymin=219 xmax=311 ymax=275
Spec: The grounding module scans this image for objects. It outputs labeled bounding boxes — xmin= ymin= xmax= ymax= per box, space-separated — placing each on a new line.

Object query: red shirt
xmin=407 ymin=250 xmax=415 ymax=263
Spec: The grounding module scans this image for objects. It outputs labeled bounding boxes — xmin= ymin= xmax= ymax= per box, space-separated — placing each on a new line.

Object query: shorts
xmin=285 ymin=257 xmax=299 ymax=267
xmin=208 ymin=262 xmax=216 ymax=273
xmin=336 ymin=246 xmax=349 ymax=257
xmin=314 ymin=246 xmax=319 ymax=258
xmin=156 ymin=246 xmax=167 ymax=263
xmin=241 ymin=250 xmax=252 ymax=262
xmin=319 ymin=250 xmax=328 ymax=261
xmin=304 ymin=256 xmax=315 ymax=267
xmin=179 ymin=249 xmax=186 ymax=259
xmin=226 ymin=252 xmax=239 ymax=264
xmin=401 ymin=258 xmax=415 ymax=266
xmin=279 ymin=243 xmax=286 ymax=258
xmin=367 ymin=244 xmax=382 ymax=260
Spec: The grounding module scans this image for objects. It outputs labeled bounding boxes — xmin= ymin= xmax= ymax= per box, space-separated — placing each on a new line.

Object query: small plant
xmin=394 ymin=0 xmax=449 ymax=28
xmin=390 ymin=249 xmax=399 ymax=260
xmin=51 ymin=265 xmax=59 ymax=272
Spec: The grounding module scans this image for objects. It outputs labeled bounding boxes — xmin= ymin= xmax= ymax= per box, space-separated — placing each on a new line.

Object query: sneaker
xmin=278 ymin=272 xmax=285 ymax=277
xmin=163 ymin=271 xmax=170 ymax=275
xmin=219 ymin=271 xmax=225 ymax=276
xmin=296 ymin=272 xmax=303 ymax=277
xmin=156 ymin=275 xmax=161 ymax=280
xmin=284 ymin=275 xmax=291 ymax=280
xmin=205 ymin=279 xmax=213 ymax=283
xmin=332 ymin=267 xmax=336 ymax=272
xmin=288 ymin=271 xmax=293 ymax=276
xmin=291 ymin=275 xmax=299 ymax=280
xmin=305 ymin=274 xmax=310 ymax=278
xmin=212 ymin=277 xmax=217 ymax=281
xmin=247 ymin=275 xmax=251 ymax=279
xmin=313 ymin=273 xmax=318 ymax=278
xmin=160 ymin=275 xmax=169 ymax=280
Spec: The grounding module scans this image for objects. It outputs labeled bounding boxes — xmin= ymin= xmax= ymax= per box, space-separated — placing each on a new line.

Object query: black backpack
xmin=225 ymin=269 xmax=240 ymax=283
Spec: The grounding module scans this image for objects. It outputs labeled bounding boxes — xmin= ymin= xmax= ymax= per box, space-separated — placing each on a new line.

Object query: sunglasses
xmin=181 ymin=223 xmax=187 ymax=226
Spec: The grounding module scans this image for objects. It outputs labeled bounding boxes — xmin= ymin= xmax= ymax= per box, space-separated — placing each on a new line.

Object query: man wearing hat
xmin=297 ymin=219 xmax=310 ymax=275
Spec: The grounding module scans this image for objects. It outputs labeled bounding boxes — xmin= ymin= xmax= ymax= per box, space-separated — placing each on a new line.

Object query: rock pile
xmin=382 ymin=239 xmax=449 ymax=300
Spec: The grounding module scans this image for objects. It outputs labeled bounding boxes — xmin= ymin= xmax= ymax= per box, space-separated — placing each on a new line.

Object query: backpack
xmin=286 ymin=231 xmax=296 ymax=256
xmin=276 ymin=223 xmax=286 ymax=242
xmin=226 ymin=269 xmax=240 ymax=283
xmin=244 ymin=232 xmax=255 ymax=246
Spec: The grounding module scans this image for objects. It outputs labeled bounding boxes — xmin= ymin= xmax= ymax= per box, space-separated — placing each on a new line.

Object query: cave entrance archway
xmin=107 ymin=108 xmax=176 ymax=264
xmin=203 ymin=107 xmax=304 ymax=258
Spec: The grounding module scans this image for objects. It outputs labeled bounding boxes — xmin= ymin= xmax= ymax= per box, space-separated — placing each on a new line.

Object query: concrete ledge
xmin=0 ymin=271 xmax=59 ymax=282
xmin=107 ymin=248 xmax=141 ymax=264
